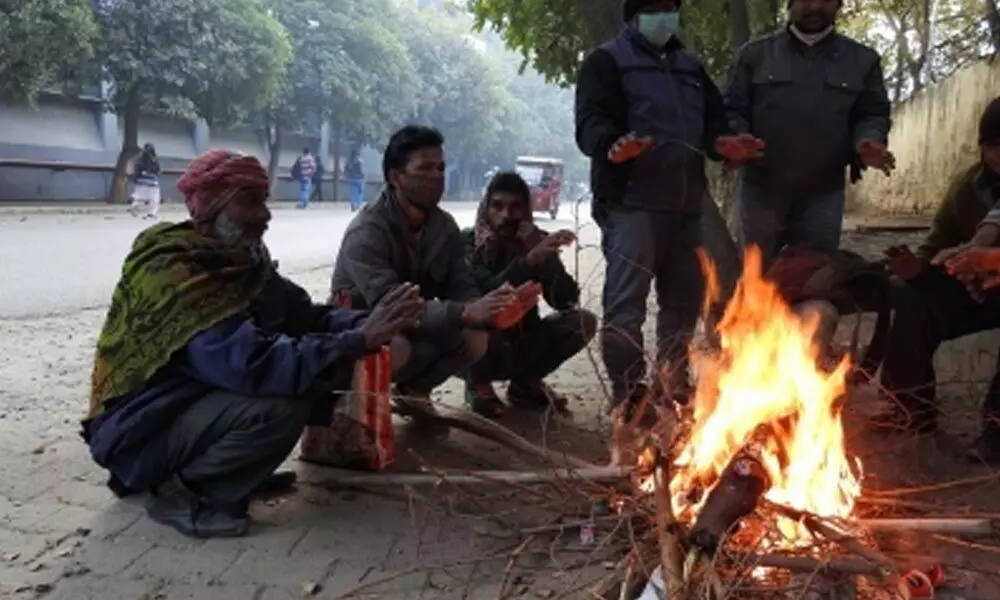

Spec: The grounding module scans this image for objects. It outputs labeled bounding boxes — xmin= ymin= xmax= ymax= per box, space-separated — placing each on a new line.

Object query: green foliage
xmin=0 ymin=0 xmax=97 ymax=101
xmin=262 ymin=0 xmax=416 ymax=145
xmin=94 ymin=0 xmax=291 ymax=124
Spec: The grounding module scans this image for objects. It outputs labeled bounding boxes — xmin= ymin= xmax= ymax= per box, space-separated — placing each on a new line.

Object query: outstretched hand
xmin=714 ymin=134 xmax=765 ymax=168
xmin=360 ymin=283 xmax=425 ymax=351
xmin=942 ymin=247 xmax=1000 ymax=290
xmin=856 ymin=139 xmax=896 ymax=175
xmin=492 ymin=282 xmax=543 ymax=330
xmin=607 ymin=133 xmax=654 ymax=164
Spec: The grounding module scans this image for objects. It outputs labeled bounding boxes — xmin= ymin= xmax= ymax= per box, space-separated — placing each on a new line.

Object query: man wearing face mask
xmin=332 ymin=126 xmax=541 ymax=422
xmin=723 ymin=0 xmax=894 ymax=269
xmin=575 ymin=0 xmax=763 ymax=416
xmin=82 ymin=150 xmax=424 ymax=538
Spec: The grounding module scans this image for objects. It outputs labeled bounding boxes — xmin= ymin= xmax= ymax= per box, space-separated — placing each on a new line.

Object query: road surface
xmin=0 ymin=201 xmax=587 ymax=318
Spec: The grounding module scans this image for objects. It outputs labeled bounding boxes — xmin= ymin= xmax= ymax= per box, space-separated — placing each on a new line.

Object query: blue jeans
xmin=297 ymin=178 xmax=311 ymax=208
xmin=737 ymin=180 xmax=845 ymax=270
xmin=348 ymin=178 xmax=365 ymax=209
xmin=596 ymin=205 xmax=703 ymax=399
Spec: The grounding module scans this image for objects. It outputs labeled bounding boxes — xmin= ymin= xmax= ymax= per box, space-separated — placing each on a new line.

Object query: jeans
xmin=468 ymin=309 xmax=598 ymax=384
xmin=348 ymin=178 xmax=365 ymax=210
xmin=881 ymin=270 xmax=1000 ymax=435
xmin=596 ymin=205 xmax=703 ymax=400
xmin=737 ymin=180 xmax=846 ymax=270
xmin=298 ymin=177 xmax=312 ymax=208
xmin=161 ymin=390 xmax=308 ymax=508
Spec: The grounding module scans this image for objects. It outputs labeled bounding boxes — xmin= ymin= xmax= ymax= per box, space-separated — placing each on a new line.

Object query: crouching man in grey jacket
xmin=330 ymin=125 xmax=539 ymax=425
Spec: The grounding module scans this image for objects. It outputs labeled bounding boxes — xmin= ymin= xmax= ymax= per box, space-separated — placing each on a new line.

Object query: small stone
xmin=29 ymin=562 xmax=46 ymax=572
xmin=2 ymin=552 xmax=20 ymax=562
xmin=302 ymin=581 xmax=322 ymax=596
xmin=534 ymin=590 xmax=554 ymax=599
xmin=75 ymin=527 xmax=91 ymax=537
xmin=34 ymin=583 xmax=53 ymax=594
xmin=56 ymin=548 xmax=74 ymax=557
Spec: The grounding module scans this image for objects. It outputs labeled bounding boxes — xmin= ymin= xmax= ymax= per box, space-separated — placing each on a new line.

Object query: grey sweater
xmin=330 ymin=189 xmax=481 ymax=331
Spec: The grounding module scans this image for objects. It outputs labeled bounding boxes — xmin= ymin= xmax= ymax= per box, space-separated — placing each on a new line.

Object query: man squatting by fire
xmin=83 ymin=149 xmax=427 ymax=538
xmin=878 ymin=97 xmax=1000 ymax=463
xmin=575 ymin=0 xmax=765 ymax=414
xmin=330 ymin=125 xmax=543 ymax=425
xmin=461 ymin=171 xmax=598 ymax=418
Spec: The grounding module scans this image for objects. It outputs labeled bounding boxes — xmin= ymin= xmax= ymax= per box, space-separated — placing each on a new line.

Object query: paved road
xmin=0 ymin=202 xmax=586 ymax=318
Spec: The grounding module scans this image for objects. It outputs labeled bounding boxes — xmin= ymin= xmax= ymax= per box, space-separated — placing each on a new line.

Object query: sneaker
xmin=507 ymin=380 xmax=569 ymax=413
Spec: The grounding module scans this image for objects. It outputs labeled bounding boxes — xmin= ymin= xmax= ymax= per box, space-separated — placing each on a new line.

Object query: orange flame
xmin=669 ymin=246 xmax=861 ymax=541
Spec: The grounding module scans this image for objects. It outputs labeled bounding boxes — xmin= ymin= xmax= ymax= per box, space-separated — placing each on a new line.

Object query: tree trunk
xmin=266 ymin=122 xmax=283 ymax=198
xmin=107 ymin=90 xmax=140 ymax=204
xmin=331 ymin=121 xmax=342 ymax=203
xmin=987 ymin=0 xmax=1000 ymax=53
xmin=727 ymin=0 xmax=752 ymax=50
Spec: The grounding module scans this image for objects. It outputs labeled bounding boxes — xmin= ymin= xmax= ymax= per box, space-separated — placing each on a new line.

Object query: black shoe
xmin=507 ymin=380 xmax=569 ymax=413
xmin=253 ymin=470 xmax=297 ymax=495
xmin=145 ymin=478 xmax=248 ymax=538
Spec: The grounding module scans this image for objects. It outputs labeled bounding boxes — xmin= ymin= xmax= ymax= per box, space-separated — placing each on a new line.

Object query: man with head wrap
xmin=874 ymin=97 xmax=1000 ymax=464
xmin=82 ymin=149 xmax=424 ymax=538
xmin=723 ymin=0 xmax=894 ymax=269
xmin=460 ymin=172 xmax=597 ymax=418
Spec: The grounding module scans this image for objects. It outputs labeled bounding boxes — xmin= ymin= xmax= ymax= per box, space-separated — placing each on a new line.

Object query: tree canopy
xmin=0 ymin=0 xmax=97 ymax=102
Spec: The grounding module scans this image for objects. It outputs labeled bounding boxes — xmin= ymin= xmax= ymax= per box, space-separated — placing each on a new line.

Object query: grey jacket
xmin=723 ymin=29 xmax=891 ymax=195
xmin=330 ymin=189 xmax=481 ymax=331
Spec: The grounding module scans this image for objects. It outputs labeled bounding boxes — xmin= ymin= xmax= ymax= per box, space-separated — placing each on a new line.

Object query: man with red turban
xmin=82 ymin=150 xmax=423 ymax=538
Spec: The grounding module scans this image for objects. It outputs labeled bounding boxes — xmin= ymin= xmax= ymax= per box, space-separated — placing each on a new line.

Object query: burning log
xmin=688 ymin=450 xmax=771 ymax=554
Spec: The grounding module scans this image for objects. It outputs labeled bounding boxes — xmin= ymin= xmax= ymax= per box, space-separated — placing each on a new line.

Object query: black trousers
xmin=881 ymin=270 xmax=1000 ymax=436
xmin=468 ymin=309 xmax=597 ymax=384
xmin=162 ymin=390 xmax=308 ymax=508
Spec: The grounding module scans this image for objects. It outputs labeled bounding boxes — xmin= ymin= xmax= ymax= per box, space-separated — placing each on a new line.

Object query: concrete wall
xmin=852 ymin=59 xmax=1000 ymax=215
xmin=0 ymin=98 xmax=384 ymax=203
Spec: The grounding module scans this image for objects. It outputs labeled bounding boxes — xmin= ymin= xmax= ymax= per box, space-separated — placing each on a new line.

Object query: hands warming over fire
xmin=856 ymin=139 xmax=896 ymax=175
xmin=714 ymin=134 xmax=766 ymax=168
xmin=607 ymin=132 xmax=654 ymax=164
xmin=462 ymin=282 xmax=542 ymax=330
xmin=884 ymin=245 xmax=926 ymax=281
xmin=525 ymin=229 xmax=575 ymax=267
xmin=939 ymin=247 xmax=1000 ymax=291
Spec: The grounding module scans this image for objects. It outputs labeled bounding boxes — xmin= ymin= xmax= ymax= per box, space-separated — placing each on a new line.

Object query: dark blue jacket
xmin=575 ymin=28 xmax=728 ymax=214
xmin=83 ymin=273 xmax=367 ymax=495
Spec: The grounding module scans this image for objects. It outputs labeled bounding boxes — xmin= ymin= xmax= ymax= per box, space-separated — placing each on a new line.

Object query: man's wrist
xmin=974 ymin=224 xmax=1000 ymax=247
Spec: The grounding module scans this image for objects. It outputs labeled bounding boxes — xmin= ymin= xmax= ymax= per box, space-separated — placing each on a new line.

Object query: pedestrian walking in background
xmin=310 ymin=159 xmax=325 ymax=203
xmin=292 ymin=148 xmax=316 ymax=209
xmin=129 ymin=143 xmax=161 ymax=219
xmin=345 ymin=147 xmax=365 ymax=211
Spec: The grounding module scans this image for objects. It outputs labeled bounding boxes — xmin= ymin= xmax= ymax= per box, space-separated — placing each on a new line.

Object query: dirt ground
xmin=1 ymin=216 xmax=999 ymax=598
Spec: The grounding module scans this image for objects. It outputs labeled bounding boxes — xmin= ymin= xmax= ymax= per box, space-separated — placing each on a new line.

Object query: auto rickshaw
xmin=515 ymin=156 xmax=564 ymax=219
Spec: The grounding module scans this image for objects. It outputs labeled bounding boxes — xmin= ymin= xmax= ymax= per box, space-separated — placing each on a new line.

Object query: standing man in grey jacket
xmin=723 ymin=0 xmax=895 ymax=269
xmin=331 ymin=125 xmax=540 ymax=419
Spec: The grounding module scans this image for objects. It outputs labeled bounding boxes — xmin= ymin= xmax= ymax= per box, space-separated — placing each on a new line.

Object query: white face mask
xmin=635 ymin=11 xmax=679 ymax=47
xmin=789 ymin=23 xmax=834 ymax=46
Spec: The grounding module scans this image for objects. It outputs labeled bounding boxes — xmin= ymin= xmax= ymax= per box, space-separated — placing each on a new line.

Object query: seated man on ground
xmin=331 ymin=125 xmax=540 ymax=419
xmin=82 ymin=150 xmax=423 ymax=539
xmin=876 ymin=97 xmax=1000 ymax=462
xmin=461 ymin=172 xmax=597 ymax=418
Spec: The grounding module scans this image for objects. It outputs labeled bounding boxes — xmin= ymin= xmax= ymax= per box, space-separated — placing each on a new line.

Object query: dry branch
xmin=314 ymin=465 xmax=632 ymax=488
xmin=861 ymin=517 xmax=993 ymax=536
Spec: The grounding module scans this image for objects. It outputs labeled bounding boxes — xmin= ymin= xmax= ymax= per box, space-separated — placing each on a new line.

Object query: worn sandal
xmin=466 ymin=384 xmax=506 ymax=419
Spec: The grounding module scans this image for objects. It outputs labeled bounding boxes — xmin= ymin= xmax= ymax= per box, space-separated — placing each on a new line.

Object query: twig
xmin=497 ymin=535 xmax=534 ymax=599
xmin=729 ymin=553 xmax=886 ymax=576
xmin=314 ymin=465 xmax=631 ymax=488
xmin=653 ymin=448 xmax=686 ymax=599
xmin=863 ymin=517 xmax=993 ymax=536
